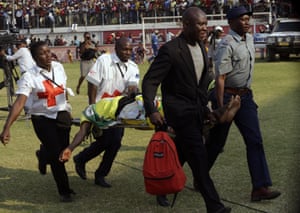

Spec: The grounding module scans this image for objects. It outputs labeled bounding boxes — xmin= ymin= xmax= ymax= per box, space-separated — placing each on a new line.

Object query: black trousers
xmin=75 ymin=127 xmax=124 ymax=178
xmin=174 ymin=119 xmax=225 ymax=213
xmin=31 ymin=115 xmax=72 ymax=196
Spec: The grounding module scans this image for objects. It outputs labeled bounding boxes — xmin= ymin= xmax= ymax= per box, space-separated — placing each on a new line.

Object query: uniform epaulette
xmin=220 ymin=35 xmax=234 ymax=47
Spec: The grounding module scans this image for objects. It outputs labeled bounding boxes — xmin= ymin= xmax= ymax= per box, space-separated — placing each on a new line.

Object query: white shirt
xmin=86 ymin=52 xmax=140 ymax=102
xmin=16 ymin=61 xmax=68 ymax=119
xmin=6 ymin=47 xmax=36 ymax=74
xmin=166 ymin=32 xmax=175 ymax=42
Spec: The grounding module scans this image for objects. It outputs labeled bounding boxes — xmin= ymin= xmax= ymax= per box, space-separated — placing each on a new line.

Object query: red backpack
xmin=143 ymin=131 xmax=186 ymax=206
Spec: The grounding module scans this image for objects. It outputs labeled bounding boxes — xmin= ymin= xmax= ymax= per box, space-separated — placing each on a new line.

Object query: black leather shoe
xmin=251 ymin=187 xmax=281 ymax=201
xmin=156 ymin=195 xmax=170 ymax=207
xmin=69 ymin=189 xmax=76 ymax=195
xmin=35 ymin=150 xmax=46 ymax=175
xmin=95 ymin=176 xmax=112 ymax=187
xmin=73 ymin=156 xmax=86 ymax=180
xmin=60 ymin=194 xmax=73 ymax=202
xmin=213 ymin=206 xmax=231 ymax=213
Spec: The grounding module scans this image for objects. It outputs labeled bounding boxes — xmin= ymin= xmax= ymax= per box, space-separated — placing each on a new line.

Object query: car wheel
xmin=266 ymin=47 xmax=276 ymax=61
xmin=279 ymin=53 xmax=289 ymax=60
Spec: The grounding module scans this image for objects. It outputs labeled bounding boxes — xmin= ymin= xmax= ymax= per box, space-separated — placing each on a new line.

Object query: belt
xmin=31 ymin=114 xmax=46 ymax=119
xmin=224 ymin=87 xmax=250 ymax=96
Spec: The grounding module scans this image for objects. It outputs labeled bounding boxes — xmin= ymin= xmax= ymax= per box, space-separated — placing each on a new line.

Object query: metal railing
xmin=0 ymin=9 xmax=272 ymax=32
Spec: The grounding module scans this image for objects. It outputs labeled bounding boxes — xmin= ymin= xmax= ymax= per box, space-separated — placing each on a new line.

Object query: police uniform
xmin=207 ymin=26 xmax=273 ymax=190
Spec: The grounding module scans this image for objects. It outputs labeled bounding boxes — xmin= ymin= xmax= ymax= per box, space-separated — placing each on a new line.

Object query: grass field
xmin=0 ymin=59 xmax=299 ymax=213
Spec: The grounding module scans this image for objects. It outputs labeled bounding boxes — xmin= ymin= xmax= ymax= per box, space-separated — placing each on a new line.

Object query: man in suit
xmin=142 ymin=7 xmax=231 ymax=213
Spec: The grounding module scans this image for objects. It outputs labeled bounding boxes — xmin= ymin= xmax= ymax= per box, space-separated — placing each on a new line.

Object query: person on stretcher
xmin=59 ymin=93 xmax=240 ymax=162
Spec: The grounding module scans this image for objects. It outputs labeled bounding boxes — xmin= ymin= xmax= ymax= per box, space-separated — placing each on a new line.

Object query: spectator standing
xmin=207 ymin=25 xmax=224 ymax=73
xmin=73 ymin=35 xmax=80 ymax=59
xmin=45 ymin=35 xmax=53 ymax=46
xmin=81 ymin=2 xmax=89 ymax=26
xmin=0 ymin=41 xmax=75 ymax=202
xmin=29 ymin=5 xmax=36 ymax=28
xmin=73 ymin=37 xmax=140 ymax=188
xmin=15 ymin=5 xmax=23 ymax=29
xmin=135 ymin=42 xmax=146 ymax=64
xmin=148 ymin=30 xmax=160 ymax=62
xmin=48 ymin=11 xmax=55 ymax=32
xmin=151 ymin=30 xmax=160 ymax=56
xmin=165 ymin=30 xmax=175 ymax=42
xmin=258 ymin=25 xmax=266 ymax=59
xmin=54 ymin=35 xmax=60 ymax=46
xmin=206 ymin=6 xmax=281 ymax=202
xmin=142 ymin=7 xmax=231 ymax=213
xmin=170 ymin=0 xmax=177 ymax=16
xmin=76 ymin=32 xmax=96 ymax=95
xmin=59 ymin=34 xmax=67 ymax=46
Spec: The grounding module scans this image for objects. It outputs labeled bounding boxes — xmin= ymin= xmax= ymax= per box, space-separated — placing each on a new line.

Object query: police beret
xmin=226 ymin=6 xmax=252 ymax=20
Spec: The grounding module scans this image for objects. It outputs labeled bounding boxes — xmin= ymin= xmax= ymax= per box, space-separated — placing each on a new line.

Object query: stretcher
xmin=71 ymin=94 xmax=160 ymax=130
xmin=71 ymin=118 xmax=153 ymax=130
xmin=70 ymin=93 xmax=241 ymax=132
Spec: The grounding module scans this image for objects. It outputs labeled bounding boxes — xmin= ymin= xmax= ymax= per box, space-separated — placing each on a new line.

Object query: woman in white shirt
xmin=0 ymin=41 xmax=75 ymax=202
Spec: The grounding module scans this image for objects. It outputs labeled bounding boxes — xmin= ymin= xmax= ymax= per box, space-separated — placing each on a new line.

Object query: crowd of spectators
xmin=0 ymin=0 xmax=281 ymax=31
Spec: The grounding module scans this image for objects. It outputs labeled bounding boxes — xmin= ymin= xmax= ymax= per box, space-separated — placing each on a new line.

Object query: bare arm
xmin=215 ymin=74 xmax=226 ymax=108
xmin=88 ymin=82 xmax=97 ymax=104
xmin=0 ymin=94 xmax=27 ymax=145
xmin=59 ymin=121 xmax=92 ymax=162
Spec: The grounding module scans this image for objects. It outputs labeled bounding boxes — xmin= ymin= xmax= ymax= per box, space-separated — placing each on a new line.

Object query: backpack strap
xmin=170 ymin=192 xmax=178 ymax=208
xmin=156 ymin=125 xmax=180 ymax=208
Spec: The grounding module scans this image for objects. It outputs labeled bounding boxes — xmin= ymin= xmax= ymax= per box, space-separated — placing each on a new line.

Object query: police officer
xmin=206 ymin=6 xmax=281 ymax=202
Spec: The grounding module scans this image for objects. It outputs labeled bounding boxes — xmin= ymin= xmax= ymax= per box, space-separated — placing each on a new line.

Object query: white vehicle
xmin=266 ymin=18 xmax=300 ymax=61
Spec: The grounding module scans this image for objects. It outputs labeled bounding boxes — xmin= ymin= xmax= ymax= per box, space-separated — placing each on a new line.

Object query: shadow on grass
xmin=0 ymin=166 xmax=57 ymax=211
xmin=0 ymin=61 xmax=299 ymax=212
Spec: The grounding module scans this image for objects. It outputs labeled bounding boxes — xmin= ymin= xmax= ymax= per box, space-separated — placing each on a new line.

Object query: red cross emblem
xmin=37 ymin=80 xmax=64 ymax=107
xmin=101 ymin=90 xmax=122 ymax=98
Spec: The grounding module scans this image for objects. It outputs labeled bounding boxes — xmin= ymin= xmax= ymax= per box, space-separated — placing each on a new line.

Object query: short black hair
xmin=30 ymin=41 xmax=47 ymax=61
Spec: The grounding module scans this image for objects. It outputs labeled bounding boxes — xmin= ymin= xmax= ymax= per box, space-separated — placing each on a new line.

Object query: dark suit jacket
xmin=142 ymin=34 xmax=212 ymax=129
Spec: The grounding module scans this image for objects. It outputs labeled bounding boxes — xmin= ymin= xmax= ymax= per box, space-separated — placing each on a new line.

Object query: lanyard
xmin=40 ymin=68 xmax=64 ymax=90
xmin=116 ymin=62 xmax=127 ymax=78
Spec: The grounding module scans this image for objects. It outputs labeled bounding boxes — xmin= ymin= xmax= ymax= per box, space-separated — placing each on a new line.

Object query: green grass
xmin=0 ymin=59 xmax=299 ymax=213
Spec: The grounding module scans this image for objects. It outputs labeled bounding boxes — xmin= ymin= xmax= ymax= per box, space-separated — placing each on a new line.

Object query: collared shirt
xmin=86 ymin=52 xmax=140 ymax=102
xmin=214 ymin=29 xmax=255 ymax=88
xmin=6 ymin=47 xmax=36 ymax=74
xmin=16 ymin=61 xmax=68 ymax=119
